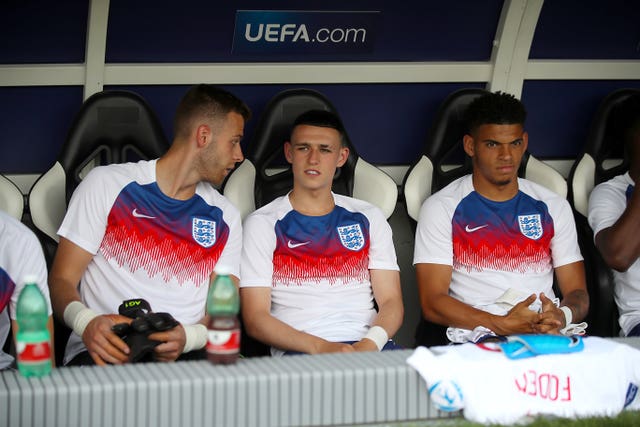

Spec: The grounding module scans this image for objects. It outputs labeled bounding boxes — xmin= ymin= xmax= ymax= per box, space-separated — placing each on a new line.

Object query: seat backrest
xmin=568 ymin=88 xmax=640 ymax=218
xmin=28 ymin=90 xmax=170 ymax=245
xmin=225 ymin=88 xmax=398 ymax=358
xmin=27 ymin=90 xmax=169 ymax=366
xmin=0 ymin=174 xmax=24 ymax=220
xmin=403 ymin=88 xmax=568 ymax=347
xmin=567 ymin=88 xmax=640 ymax=337
xmin=224 ymin=88 xmax=397 ymax=220
xmin=403 ymin=88 xmax=566 ymax=223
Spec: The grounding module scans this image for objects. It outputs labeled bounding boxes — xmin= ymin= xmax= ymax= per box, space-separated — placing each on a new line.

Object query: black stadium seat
xmin=223 ymin=88 xmax=398 ymax=220
xmin=402 ymin=88 xmax=568 ymax=347
xmin=223 ymin=88 xmax=398 ymax=356
xmin=28 ymin=90 xmax=170 ymax=265
xmin=27 ymin=90 xmax=169 ymax=365
xmin=567 ymin=88 xmax=640 ymax=337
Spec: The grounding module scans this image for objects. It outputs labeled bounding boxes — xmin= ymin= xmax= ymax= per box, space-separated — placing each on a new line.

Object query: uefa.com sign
xmin=232 ymin=10 xmax=380 ymax=54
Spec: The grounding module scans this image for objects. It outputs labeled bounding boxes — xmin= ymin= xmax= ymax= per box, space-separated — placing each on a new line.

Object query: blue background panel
xmin=522 ymin=80 xmax=640 ymax=158
xmin=106 ymin=0 xmax=502 ymax=62
xmin=107 ymin=83 xmax=485 ymax=166
xmin=0 ymin=0 xmax=89 ymax=64
xmin=0 ymin=87 xmax=84 ymax=174
xmin=530 ymin=0 xmax=640 ymax=60
xmin=4 ymin=82 xmax=640 ymax=174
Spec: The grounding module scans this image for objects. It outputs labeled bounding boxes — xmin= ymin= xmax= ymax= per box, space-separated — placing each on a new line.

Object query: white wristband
xmin=63 ymin=301 xmax=98 ymax=337
xmin=182 ymin=324 xmax=208 ymax=353
xmin=560 ymin=306 xmax=573 ymax=328
xmin=363 ymin=326 xmax=389 ymax=351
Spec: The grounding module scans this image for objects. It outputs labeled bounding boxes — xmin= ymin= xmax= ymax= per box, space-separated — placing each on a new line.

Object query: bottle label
xmin=16 ymin=340 xmax=51 ymax=363
xmin=207 ymin=328 xmax=240 ymax=355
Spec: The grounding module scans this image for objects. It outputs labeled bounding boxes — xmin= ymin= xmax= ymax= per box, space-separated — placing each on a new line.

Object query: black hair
xmin=464 ymin=91 xmax=527 ymax=135
xmin=291 ymin=109 xmax=348 ymax=147
xmin=173 ymin=84 xmax=251 ymax=139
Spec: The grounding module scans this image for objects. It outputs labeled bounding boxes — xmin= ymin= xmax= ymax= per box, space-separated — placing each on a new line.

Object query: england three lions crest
xmin=337 ymin=224 xmax=365 ymax=251
xmin=518 ymin=214 xmax=543 ymax=240
xmin=192 ymin=218 xmax=216 ymax=248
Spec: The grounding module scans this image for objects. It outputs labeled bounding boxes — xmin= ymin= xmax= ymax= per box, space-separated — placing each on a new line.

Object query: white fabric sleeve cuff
xmin=559 ymin=306 xmax=573 ymax=328
xmin=183 ymin=324 xmax=208 ymax=353
xmin=363 ymin=326 xmax=389 ymax=351
xmin=63 ymin=301 xmax=98 ymax=337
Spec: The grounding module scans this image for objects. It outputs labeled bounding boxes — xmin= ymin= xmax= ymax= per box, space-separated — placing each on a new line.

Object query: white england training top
xmin=588 ymin=172 xmax=640 ymax=336
xmin=414 ymin=175 xmax=582 ymax=311
xmin=407 ymin=337 xmax=640 ymax=424
xmin=58 ymin=160 xmax=242 ymax=363
xmin=240 ymin=193 xmax=398 ymax=355
xmin=0 ymin=210 xmax=51 ymax=369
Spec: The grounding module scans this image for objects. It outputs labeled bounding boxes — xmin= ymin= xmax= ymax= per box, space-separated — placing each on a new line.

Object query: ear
xmin=522 ymin=131 xmax=529 ymax=152
xmin=336 ymin=146 xmax=350 ymax=167
xmin=463 ymin=134 xmax=475 ymax=157
xmin=196 ymin=124 xmax=211 ymax=148
xmin=284 ymin=141 xmax=293 ymax=164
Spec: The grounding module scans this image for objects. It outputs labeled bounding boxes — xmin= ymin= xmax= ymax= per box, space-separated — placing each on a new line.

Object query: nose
xmin=234 ymin=143 xmax=244 ymax=162
xmin=498 ymin=143 xmax=512 ymax=159
xmin=308 ymin=147 xmax=320 ymax=164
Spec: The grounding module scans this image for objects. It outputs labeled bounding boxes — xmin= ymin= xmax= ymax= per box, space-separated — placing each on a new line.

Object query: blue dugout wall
xmin=1 ymin=0 xmax=639 ymax=176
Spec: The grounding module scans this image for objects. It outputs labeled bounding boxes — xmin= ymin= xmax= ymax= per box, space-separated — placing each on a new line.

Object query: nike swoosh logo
xmin=287 ymin=240 xmax=311 ymax=249
xmin=132 ymin=208 xmax=156 ymax=219
xmin=465 ymin=224 xmax=488 ymax=232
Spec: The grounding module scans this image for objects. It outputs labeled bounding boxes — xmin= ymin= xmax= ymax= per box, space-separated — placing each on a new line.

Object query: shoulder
xmin=81 ymin=159 xmax=155 ymax=187
xmin=518 ymin=178 xmax=567 ymax=205
xmin=334 ymin=193 xmax=383 ymax=218
xmin=195 ymin=183 xmax=241 ymax=219
xmin=244 ymin=195 xmax=290 ymax=226
xmin=425 ymin=175 xmax=473 ymax=209
xmin=0 ymin=211 xmax=40 ymax=250
xmin=592 ymin=173 xmax=631 ymax=195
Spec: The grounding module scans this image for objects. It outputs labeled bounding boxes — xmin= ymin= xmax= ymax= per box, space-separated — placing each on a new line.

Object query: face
xmin=463 ymin=123 xmax=528 ymax=196
xmin=284 ymin=124 xmax=349 ymax=193
xmin=200 ymin=111 xmax=245 ymax=186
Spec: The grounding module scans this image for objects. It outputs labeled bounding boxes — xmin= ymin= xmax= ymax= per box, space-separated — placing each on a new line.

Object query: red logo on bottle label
xmin=17 ymin=341 xmax=51 ymax=363
xmin=207 ymin=328 xmax=240 ymax=354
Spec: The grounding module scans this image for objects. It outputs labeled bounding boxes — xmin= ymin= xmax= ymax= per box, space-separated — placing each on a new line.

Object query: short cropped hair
xmin=173 ymin=84 xmax=251 ymax=139
xmin=291 ymin=109 xmax=348 ymax=147
xmin=464 ymin=91 xmax=527 ymax=135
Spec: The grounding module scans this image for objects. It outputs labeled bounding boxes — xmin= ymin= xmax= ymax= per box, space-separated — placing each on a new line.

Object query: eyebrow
xmin=292 ymin=142 xmax=334 ymax=149
xmin=482 ymin=138 xmax=523 ymax=145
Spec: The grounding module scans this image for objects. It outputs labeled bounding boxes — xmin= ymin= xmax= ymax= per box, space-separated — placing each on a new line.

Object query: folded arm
xmin=416 ymin=262 xmax=542 ymax=336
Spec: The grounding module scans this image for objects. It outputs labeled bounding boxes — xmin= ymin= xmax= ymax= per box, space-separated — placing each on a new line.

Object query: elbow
xmin=603 ymin=253 xmax=635 ymax=272
xmin=421 ymin=303 xmax=439 ymax=322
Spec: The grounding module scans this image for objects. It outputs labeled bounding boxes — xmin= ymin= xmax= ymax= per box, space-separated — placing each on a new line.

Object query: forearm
xmin=244 ymin=312 xmax=326 ymax=354
xmin=597 ymin=191 xmax=640 ymax=270
xmin=426 ymin=293 xmax=492 ymax=330
xmin=48 ymin=275 xmax=84 ymax=322
xmin=371 ymin=298 xmax=404 ymax=339
xmin=560 ymin=289 xmax=589 ymax=323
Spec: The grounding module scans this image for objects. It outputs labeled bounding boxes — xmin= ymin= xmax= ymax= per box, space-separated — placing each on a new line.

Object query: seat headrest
xmin=568 ymin=88 xmax=640 ymax=215
xmin=59 ymin=90 xmax=170 ymax=201
xmin=585 ymin=88 xmax=640 ymax=181
xmin=247 ymin=88 xmax=358 ymax=208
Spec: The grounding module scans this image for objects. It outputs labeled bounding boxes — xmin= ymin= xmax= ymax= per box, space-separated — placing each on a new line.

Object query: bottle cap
xmin=214 ymin=264 xmax=232 ymax=276
xmin=22 ymin=274 xmax=39 ymax=285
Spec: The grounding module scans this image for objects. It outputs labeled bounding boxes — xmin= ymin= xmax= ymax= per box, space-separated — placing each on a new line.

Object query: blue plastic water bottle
xmin=15 ymin=275 xmax=51 ymax=377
